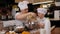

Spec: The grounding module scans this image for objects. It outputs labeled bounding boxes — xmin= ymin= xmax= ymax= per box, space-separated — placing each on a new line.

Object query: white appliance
xmin=54 ymin=10 xmax=60 ymax=20
xmin=55 ymin=2 xmax=60 ymax=6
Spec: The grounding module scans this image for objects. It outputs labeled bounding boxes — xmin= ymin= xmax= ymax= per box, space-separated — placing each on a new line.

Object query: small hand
xmin=38 ymin=23 xmax=45 ymax=28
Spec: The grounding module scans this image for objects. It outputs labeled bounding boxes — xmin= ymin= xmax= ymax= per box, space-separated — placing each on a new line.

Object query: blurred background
xmin=0 ymin=0 xmax=60 ymax=34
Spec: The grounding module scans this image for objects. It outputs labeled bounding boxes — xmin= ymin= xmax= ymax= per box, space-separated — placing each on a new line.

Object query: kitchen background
xmin=0 ymin=0 xmax=60 ymax=34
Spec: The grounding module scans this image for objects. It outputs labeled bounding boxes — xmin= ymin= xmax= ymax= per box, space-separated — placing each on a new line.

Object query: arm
xmin=15 ymin=12 xmax=36 ymax=20
xmin=15 ymin=13 xmax=28 ymax=20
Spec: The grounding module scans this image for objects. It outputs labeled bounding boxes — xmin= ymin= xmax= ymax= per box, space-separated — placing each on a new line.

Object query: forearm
xmin=15 ymin=12 xmax=36 ymax=20
xmin=15 ymin=14 xmax=28 ymax=20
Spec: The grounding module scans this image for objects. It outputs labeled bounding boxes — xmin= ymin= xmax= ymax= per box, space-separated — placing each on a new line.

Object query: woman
xmin=14 ymin=1 xmax=36 ymax=32
xmin=15 ymin=1 xmax=36 ymax=22
xmin=37 ymin=8 xmax=51 ymax=34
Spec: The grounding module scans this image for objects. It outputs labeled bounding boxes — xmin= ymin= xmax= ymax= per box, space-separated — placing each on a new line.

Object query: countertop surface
xmin=51 ymin=27 xmax=60 ymax=34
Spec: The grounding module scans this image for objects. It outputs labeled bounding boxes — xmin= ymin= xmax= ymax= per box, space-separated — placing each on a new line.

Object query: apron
xmin=37 ymin=17 xmax=51 ymax=34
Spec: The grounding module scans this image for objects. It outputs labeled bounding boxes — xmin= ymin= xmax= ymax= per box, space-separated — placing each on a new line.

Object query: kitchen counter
xmin=51 ymin=27 xmax=60 ymax=34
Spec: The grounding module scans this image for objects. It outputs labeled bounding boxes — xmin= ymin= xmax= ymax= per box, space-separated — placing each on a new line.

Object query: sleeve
xmin=14 ymin=12 xmax=24 ymax=26
xmin=15 ymin=13 xmax=20 ymax=19
xmin=44 ymin=18 xmax=51 ymax=34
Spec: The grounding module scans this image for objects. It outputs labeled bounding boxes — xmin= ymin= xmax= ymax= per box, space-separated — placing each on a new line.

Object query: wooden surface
xmin=51 ymin=27 xmax=60 ymax=34
xmin=15 ymin=0 xmax=53 ymax=3
xmin=0 ymin=21 xmax=3 ymax=31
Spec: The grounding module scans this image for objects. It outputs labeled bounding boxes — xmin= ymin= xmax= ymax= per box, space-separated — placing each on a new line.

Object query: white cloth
xmin=37 ymin=17 xmax=51 ymax=34
xmin=3 ymin=20 xmax=23 ymax=27
xmin=2 ymin=13 xmax=24 ymax=27
xmin=3 ymin=21 xmax=15 ymax=27
xmin=3 ymin=13 xmax=23 ymax=27
xmin=37 ymin=8 xmax=47 ymax=14
xmin=15 ymin=26 xmax=24 ymax=29
xmin=15 ymin=20 xmax=24 ymax=27
xmin=15 ymin=12 xmax=20 ymax=19
xmin=15 ymin=12 xmax=24 ymax=26
xmin=18 ymin=1 xmax=29 ymax=10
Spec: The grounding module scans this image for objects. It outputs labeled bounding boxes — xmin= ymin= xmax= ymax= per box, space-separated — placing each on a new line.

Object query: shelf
xmin=33 ymin=1 xmax=53 ymax=5
xmin=50 ymin=18 xmax=60 ymax=20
